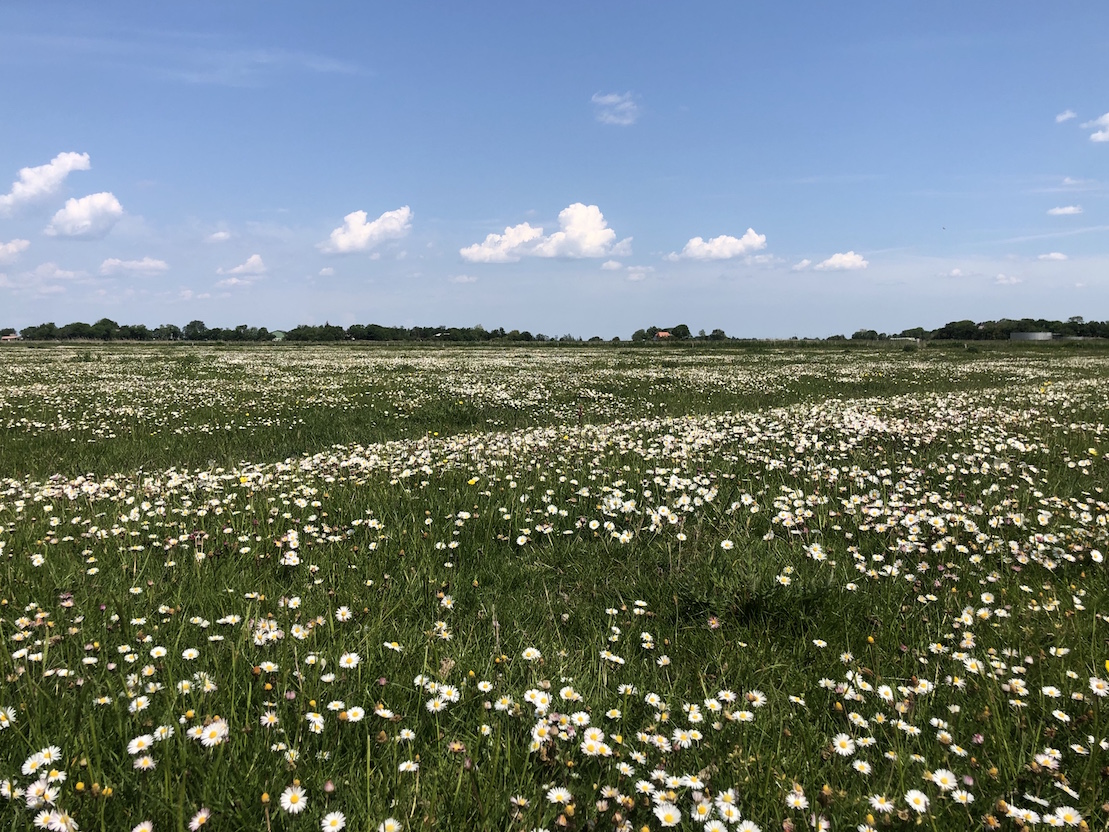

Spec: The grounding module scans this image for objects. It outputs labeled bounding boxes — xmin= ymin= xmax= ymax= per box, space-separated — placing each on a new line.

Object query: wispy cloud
xmin=100 ymin=257 xmax=169 ymax=276
xmin=1055 ymin=109 xmax=1077 ymax=123
xmin=591 ymin=92 xmax=640 ymax=126
xmin=1047 ymin=205 xmax=1082 ymax=216
xmin=1080 ymin=112 xmax=1109 ymax=142
xmin=3 ymin=31 xmax=362 ymax=88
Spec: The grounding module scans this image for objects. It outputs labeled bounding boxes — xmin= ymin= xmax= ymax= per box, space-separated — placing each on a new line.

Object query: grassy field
xmin=1 ymin=342 xmax=1107 ymax=832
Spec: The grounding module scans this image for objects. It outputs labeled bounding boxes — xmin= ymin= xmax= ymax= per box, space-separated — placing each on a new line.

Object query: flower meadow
xmin=1 ymin=343 xmax=1108 ymax=831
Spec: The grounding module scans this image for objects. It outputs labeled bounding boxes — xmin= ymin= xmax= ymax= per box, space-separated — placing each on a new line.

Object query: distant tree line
xmin=3 ymin=315 xmax=1106 ymax=343
xmin=836 ymin=316 xmax=1108 ymax=342
xmin=7 ymin=319 xmax=586 ymax=343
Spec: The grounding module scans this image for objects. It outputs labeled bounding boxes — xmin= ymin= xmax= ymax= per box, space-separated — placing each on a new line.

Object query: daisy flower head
xmin=653 ymin=802 xmax=681 ymax=827
xmin=189 ymin=808 xmax=211 ymax=830
xmin=546 ymin=787 xmax=572 ymax=805
xmin=522 ymin=647 xmax=541 ymax=661
xmin=904 ymin=789 xmax=929 ymax=813
xmin=831 ymin=733 xmax=855 ymax=756
xmin=321 ymin=811 xmax=347 ymax=830
xmin=930 ymin=768 xmax=957 ymax=791
xmin=868 ymin=794 xmax=894 ymax=813
xmin=280 ymin=783 xmax=307 ymax=814
xmin=132 ymin=823 xmax=154 ymax=832
xmin=339 ymin=653 xmax=360 ymax=669
xmin=376 ymin=819 xmax=400 ymax=832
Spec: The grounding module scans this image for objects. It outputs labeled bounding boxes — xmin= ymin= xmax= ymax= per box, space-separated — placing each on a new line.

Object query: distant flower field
xmin=1 ymin=344 xmax=1107 ymax=831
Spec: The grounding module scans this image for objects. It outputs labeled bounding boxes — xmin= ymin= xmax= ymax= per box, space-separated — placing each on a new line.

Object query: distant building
xmin=655 ymin=331 xmax=672 ymax=339
xmin=0 ymin=334 xmax=20 ymax=342
xmin=1010 ymin=332 xmax=1054 ymax=341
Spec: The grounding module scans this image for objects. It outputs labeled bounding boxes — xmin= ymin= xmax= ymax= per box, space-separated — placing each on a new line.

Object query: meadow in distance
xmin=1 ymin=341 xmax=1107 ymax=832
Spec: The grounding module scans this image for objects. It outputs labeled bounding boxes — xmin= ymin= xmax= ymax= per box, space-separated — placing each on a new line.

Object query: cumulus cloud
xmin=814 ymin=251 xmax=868 ymax=271
xmin=217 ymin=254 xmax=266 ymax=275
xmin=626 ymin=265 xmax=654 ymax=282
xmin=318 ymin=206 xmax=412 ymax=253
xmin=601 ymin=260 xmax=623 ymax=271
xmin=791 ymin=259 xmax=812 ymax=271
xmin=460 ymin=203 xmax=630 ymax=263
xmin=946 ymin=268 xmax=965 ymax=278
xmin=99 ymin=257 xmax=169 ymax=276
xmin=1055 ymin=109 xmax=1077 ymax=123
xmin=667 ymin=229 xmax=767 ymax=261
xmin=1038 ymin=252 xmax=1068 ymax=261
xmin=44 ymin=192 xmax=124 ymax=238
xmin=0 ymin=151 xmax=90 ymax=216
xmin=995 ymin=273 xmax=1022 ymax=285
xmin=0 ymin=238 xmax=30 ymax=264
xmin=207 ymin=230 xmax=232 ymax=242
xmin=591 ymin=92 xmax=639 ymax=126
xmin=460 ymin=222 xmax=544 ymax=263
xmin=1080 ymin=112 xmax=1109 ymax=142
xmin=1047 ymin=205 xmax=1083 ymax=215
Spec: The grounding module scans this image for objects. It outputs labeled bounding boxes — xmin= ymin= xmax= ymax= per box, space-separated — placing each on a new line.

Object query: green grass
xmin=0 ymin=343 xmax=1107 ymax=832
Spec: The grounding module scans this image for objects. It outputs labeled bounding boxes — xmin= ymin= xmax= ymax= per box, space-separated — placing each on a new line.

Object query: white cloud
xmin=218 ymin=254 xmax=266 ymax=275
xmin=32 ymin=262 xmax=84 ymax=281
xmin=791 ymin=258 xmax=812 ymax=271
xmin=460 ymin=203 xmax=630 ymax=263
xmin=533 ymin=204 xmax=630 ymax=258
xmin=814 ymin=251 xmax=868 ymax=271
xmin=946 ymin=268 xmax=965 ymax=278
xmin=1080 ymin=112 xmax=1109 ymax=142
xmin=448 ymin=274 xmax=478 ymax=284
xmin=601 ymin=260 xmax=623 ymax=270
xmin=995 ymin=273 xmax=1022 ymax=285
xmin=1037 ymin=252 xmax=1068 ymax=261
xmin=0 ymin=238 xmax=30 ymax=264
xmin=215 ymin=276 xmax=255 ymax=288
xmin=626 ymin=265 xmax=654 ymax=282
xmin=1047 ymin=205 xmax=1083 ymax=215
xmin=591 ymin=92 xmax=639 ymax=126
xmin=318 ymin=206 xmax=412 ymax=253
xmin=318 ymin=267 xmax=335 ymax=276
xmin=207 ymin=230 xmax=232 ymax=242
xmin=44 ymin=192 xmax=124 ymax=238
xmin=666 ymin=229 xmax=767 ymax=261
xmin=99 ymin=257 xmax=169 ymax=276
xmin=460 ymin=222 xmax=544 ymax=263
xmin=1055 ymin=109 xmax=1077 ymax=123
xmin=0 ymin=151 xmax=90 ymax=216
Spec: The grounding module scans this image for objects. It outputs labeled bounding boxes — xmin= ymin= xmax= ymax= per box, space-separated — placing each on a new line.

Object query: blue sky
xmin=1 ymin=2 xmax=1106 ymax=337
